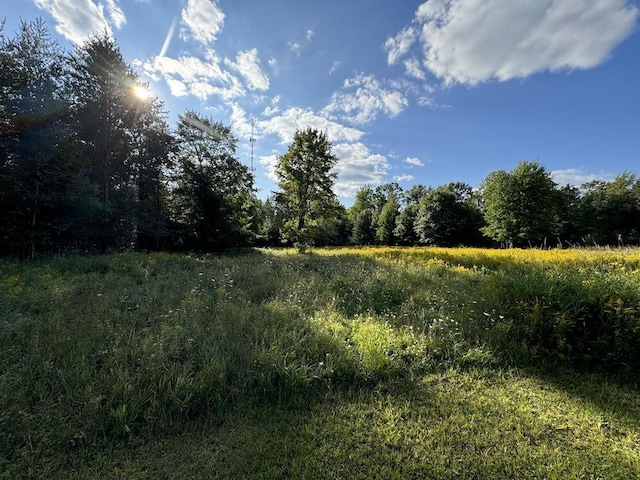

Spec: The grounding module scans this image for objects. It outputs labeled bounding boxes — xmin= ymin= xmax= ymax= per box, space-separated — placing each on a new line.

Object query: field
xmin=1 ymin=247 xmax=640 ymax=479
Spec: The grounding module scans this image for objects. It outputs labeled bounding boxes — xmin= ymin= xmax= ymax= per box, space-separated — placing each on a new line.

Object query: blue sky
xmin=5 ymin=0 xmax=640 ymax=204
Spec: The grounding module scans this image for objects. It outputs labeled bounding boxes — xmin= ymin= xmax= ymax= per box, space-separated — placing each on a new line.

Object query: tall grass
xmin=1 ymin=247 xmax=639 ymax=477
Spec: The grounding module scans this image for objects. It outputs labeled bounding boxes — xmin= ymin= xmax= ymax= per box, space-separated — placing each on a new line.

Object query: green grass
xmin=1 ymin=248 xmax=639 ymax=478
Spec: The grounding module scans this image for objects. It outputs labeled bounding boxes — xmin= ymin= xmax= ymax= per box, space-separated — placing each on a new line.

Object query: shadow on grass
xmin=2 ymin=248 xmax=640 ymax=478
xmin=60 ymin=369 xmax=640 ymax=479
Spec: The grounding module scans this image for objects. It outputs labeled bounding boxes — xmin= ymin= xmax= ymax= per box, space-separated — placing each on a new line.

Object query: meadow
xmin=1 ymin=247 xmax=639 ymax=479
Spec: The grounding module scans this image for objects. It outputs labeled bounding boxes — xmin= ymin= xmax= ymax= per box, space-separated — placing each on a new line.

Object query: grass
xmin=1 ymin=247 xmax=639 ymax=478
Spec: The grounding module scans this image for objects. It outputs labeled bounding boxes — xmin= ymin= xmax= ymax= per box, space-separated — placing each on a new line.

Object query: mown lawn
xmin=1 ymin=247 xmax=639 ymax=478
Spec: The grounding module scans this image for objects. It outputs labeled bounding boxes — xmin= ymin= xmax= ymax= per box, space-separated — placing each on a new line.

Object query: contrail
xmin=159 ymin=15 xmax=178 ymax=58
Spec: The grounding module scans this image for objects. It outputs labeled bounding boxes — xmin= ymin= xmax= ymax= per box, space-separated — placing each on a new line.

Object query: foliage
xmin=170 ymin=111 xmax=255 ymax=251
xmin=0 ymin=19 xmax=83 ymax=256
xmin=481 ymin=161 xmax=558 ymax=246
xmin=415 ymin=182 xmax=485 ymax=246
xmin=578 ymin=173 xmax=640 ymax=246
xmin=2 ymin=19 xmax=640 ymax=256
xmin=348 ymin=185 xmax=376 ymax=245
xmin=375 ymin=191 xmax=400 ymax=245
xmin=393 ymin=203 xmax=419 ymax=245
xmin=275 ymin=128 xmax=339 ymax=251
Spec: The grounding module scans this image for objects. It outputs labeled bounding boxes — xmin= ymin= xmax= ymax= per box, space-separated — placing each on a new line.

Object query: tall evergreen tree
xmin=67 ymin=33 xmax=142 ymax=249
xmin=129 ymin=93 xmax=175 ymax=250
xmin=0 ymin=19 xmax=84 ymax=256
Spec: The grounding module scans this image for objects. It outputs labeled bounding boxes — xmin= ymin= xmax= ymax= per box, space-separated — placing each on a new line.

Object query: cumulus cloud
xmin=325 ymin=73 xmax=408 ymax=125
xmin=181 ymin=0 xmax=225 ymax=45
xmin=105 ymin=0 xmax=125 ymax=29
xmin=404 ymin=57 xmax=426 ymax=80
xmin=262 ymin=96 xmax=281 ymax=116
xmin=228 ymin=103 xmax=254 ymax=140
xmin=135 ymin=52 xmax=244 ymax=100
xmin=332 ymin=143 xmax=389 ymax=197
xmin=259 ymin=107 xmax=364 ymax=144
xmin=268 ymin=58 xmax=279 ymax=73
xmin=405 ymin=157 xmax=424 ymax=167
xmin=306 ymin=29 xmax=315 ymax=42
xmin=387 ymin=0 xmax=639 ymax=85
xmin=225 ymin=48 xmax=270 ymax=91
xmin=32 ymin=0 xmax=114 ymax=44
xmin=384 ymin=26 xmax=418 ymax=65
xmin=551 ymin=168 xmax=615 ymax=187
xmin=258 ymin=154 xmax=280 ymax=183
xmin=394 ymin=174 xmax=415 ymax=183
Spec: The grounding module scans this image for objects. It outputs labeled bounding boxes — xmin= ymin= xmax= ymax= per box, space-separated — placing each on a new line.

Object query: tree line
xmin=2 ymin=19 xmax=639 ymax=257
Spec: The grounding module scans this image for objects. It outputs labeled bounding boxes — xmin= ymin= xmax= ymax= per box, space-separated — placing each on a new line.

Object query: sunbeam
xmin=159 ymin=15 xmax=178 ymax=58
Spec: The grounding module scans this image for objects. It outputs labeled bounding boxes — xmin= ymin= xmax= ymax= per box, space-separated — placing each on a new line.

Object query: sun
xmin=132 ymin=84 xmax=151 ymax=100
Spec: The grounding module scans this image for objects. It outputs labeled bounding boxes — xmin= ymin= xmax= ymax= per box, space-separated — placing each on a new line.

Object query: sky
xmin=5 ymin=0 xmax=640 ymax=205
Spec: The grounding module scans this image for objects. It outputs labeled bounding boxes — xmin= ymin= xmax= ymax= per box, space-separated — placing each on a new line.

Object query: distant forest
xmin=2 ymin=19 xmax=639 ymax=257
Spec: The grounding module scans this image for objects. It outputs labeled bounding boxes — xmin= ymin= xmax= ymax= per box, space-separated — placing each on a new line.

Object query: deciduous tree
xmin=481 ymin=161 xmax=557 ymax=246
xmin=275 ymin=127 xmax=338 ymax=250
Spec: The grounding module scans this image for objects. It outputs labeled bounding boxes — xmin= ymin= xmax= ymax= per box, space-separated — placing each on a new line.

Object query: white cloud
xmin=259 ymin=154 xmax=280 ymax=183
xmin=225 ymin=48 xmax=270 ymax=91
xmin=262 ymin=96 xmax=281 ymax=116
xmin=306 ymin=29 xmax=315 ymax=42
xmin=33 ymin=0 xmax=113 ymax=44
xmin=405 ymin=157 xmax=424 ymax=167
xmin=404 ymin=57 xmax=426 ymax=80
xmin=228 ymin=103 xmax=254 ymax=140
xmin=259 ymin=107 xmax=364 ymax=144
xmin=325 ymin=73 xmax=408 ymax=125
xmin=136 ymin=52 xmax=244 ymax=100
xmin=551 ymin=168 xmax=615 ymax=187
xmin=105 ymin=0 xmax=125 ymax=29
xmin=394 ymin=174 xmax=415 ymax=183
xmin=181 ymin=0 xmax=225 ymax=45
xmin=288 ymin=41 xmax=302 ymax=56
xmin=390 ymin=0 xmax=639 ymax=85
xmin=268 ymin=58 xmax=279 ymax=74
xmin=384 ymin=26 xmax=418 ymax=65
xmin=332 ymin=143 xmax=389 ymax=197
xmin=329 ymin=61 xmax=342 ymax=75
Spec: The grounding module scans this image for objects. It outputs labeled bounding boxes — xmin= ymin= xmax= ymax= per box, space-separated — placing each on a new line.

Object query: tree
xmin=67 ymin=33 xmax=142 ymax=250
xmin=0 ymin=19 xmax=85 ymax=256
xmin=254 ymin=196 xmax=286 ymax=246
xmin=349 ymin=185 xmax=376 ymax=245
xmin=480 ymin=161 xmax=557 ymax=246
xmin=376 ymin=191 xmax=400 ymax=245
xmin=394 ymin=203 xmax=419 ymax=245
xmin=314 ymin=200 xmax=351 ymax=246
xmin=170 ymin=111 xmax=254 ymax=251
xmin=553 ymin=184 xmax=582 ymax=246
xmin=415 ymin=182 xmax=484 ymax=246
xmin=275 ymin=127 xmax=339 ymax=250
xmin=402 ymin=184 xmax=428 ymax=206
xmin=578 ymin=173 xmax=640 ymax=246
xmin=129 ymin=93 xmax=175 ymax=250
